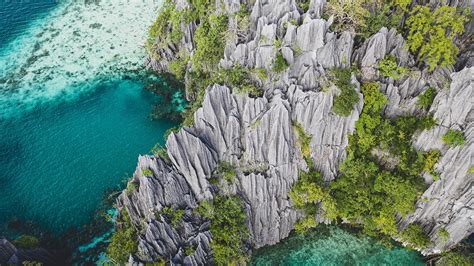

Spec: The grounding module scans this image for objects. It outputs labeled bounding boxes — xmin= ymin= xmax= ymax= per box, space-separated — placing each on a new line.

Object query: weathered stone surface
xmin=120 ymin=0 xmax=474 ymax=263
xmin=403 ymin=67 xmax=474 ymax=254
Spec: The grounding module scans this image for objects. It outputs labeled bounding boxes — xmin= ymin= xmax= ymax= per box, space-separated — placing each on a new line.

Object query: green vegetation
xmin=293 ymin=122 xmax=312 ymax=166
xmin=438 ymin=252 xmax=472 ymax=266
xmin=400 ymin=224 xmax=431 ymax=249
xmin=296 ymin=0 xmax=310 ymax=12
xmin=272 ymin=51 xmax=289 ymax=73
xmin=13 ymin=235 xmax=39 ymax=249
xmin=151 ymin=143 xmax=171 ymax=162
xmin=142 ymin=168 xmax=153 ymax=177
xmin=157 ymin=206 xmax=185 ymax=228
xmin=126 ymin=181 xmax=138 ymax=196
xmin=417 ymin=87 xmax=437 ymax=110
xmin=443 ymin=129 xmax=466 ymax=147
xmin=378 ymin=55 xmax=407 ymax=80
xmin=169 ymin=55 xmax=189 ymax=80
xmin=106 ymin=209 xmax=138 ymax=264
xmin=294 ymin=216 xmax=317 ymax=234
xmin=330 ymin=68 xmax=359 ymax=116
xmin=325 ymin=0 xmax=370 ymax=32
xmin=215 ymin=161 xmax=237 ymax=184
xmin=406 ymin=5 xmax=468 ymax=71
xmin=290 ymin=170 xmax=337 ymax=222
xmin=197 ymin=196 xmax=249 ymax=265
xmin=330 ymin=82 xmax=435 ymax=238
xmin=438 ymin=228 xmax=450 ymax=243
xmin=423 ymin=150 xmax=440 ymax=180
xmin=192 ymin=14 xmax=228 ymax=72
xmin=195 ymin=200 xmax=214 ymax=219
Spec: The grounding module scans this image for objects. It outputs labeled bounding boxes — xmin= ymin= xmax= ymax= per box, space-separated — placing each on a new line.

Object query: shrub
xmin=290 ymin=170 xmax=337 ymax=220
xmin=423 ymin=150 xmax=440 ymax=180
xmin=208 ymin=196 xmax=249 ymax=265
xmin=443 ymin=129 xmax=466 ymax=147
xmin=378 ymin=55 xmax=407 ymax=80
xmin=159 ymin=206 xmax=185 ymax=228
xmin=142 ymin=168 xmax=153 ymax=177
xmin=294 ymin=216 xmax=317 ymax=234
xmin=151 ymin=143 xmax=171 ymax=162
xmin=438 ymin=252 xmax=472 ymax=266
xmin=325 ymin=0 xmax=370 ymax=32
xmin=126 ymin=181 xmax=138 ymax=195
xmin=331 ymin=68 xmax=359 ymax=116
xmin=293 ymin=122 xmax=312 ymax=166
xmin=13 ymin=235 xmax=39 ymax=249
xmin=196 ymin=200 xmax=215 ymax=219
xmin=417 ymin=87 xmax=437 ymax=110
xmin=169 ymin=55 xmax=189 ymax=80
xmin=192 ymin=14 xmax=228 ymax=72
xmin=106 ymin=210 xmax=138 ymax=264
xmin=272 ymin=51 xmax=289 ymax=73
xmin=215 ymin=161 xmax=236 ymax=184
xmin=438 ymin=228 xmax=449 ymax=243
xmin=400 ymin=224 xmax=431 ymax=249
xmin=406 ymin=5 xmax=468 ymax=71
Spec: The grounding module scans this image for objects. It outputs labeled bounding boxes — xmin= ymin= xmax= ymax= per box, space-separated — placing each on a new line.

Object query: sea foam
xmin=0 ymin=0 xmax=163 ymax=119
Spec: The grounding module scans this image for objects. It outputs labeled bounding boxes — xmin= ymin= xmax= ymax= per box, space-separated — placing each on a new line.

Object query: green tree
xmin=378 ymin=55 xmax=407 ymax=80
xmin=406 ymin=5 xmax=468 ymax=71
xmin=331 ymin=68 xmax=359 ymax=116
xmin=106 ymin=210 xmax=138 ymax=264
xmin=400 ymin=224 xmax=431 ymax=249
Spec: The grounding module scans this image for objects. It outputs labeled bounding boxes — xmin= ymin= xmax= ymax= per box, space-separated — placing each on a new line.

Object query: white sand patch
xmin=0 ymin=0 xmax=164 ymax=118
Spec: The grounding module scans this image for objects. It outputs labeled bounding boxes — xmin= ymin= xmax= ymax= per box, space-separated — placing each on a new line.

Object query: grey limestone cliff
xmin=118 ymin=0 xmax=473 ymax=263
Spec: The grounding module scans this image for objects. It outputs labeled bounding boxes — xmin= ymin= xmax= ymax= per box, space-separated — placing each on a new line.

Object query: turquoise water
xmin=0 ymin=78 xmax=176 ymax=233
xmin=252 ymin=226 xmax=424 ymax=265
xmin=0 ymin=0 xmax=176 ymax=237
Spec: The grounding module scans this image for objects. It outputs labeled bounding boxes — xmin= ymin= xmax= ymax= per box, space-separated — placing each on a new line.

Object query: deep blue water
xmin=0 ymin=0 xmax=58 ymax=49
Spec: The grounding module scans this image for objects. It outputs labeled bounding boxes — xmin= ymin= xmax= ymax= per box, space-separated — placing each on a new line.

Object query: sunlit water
xmin=252 ymin=226 xmax=424 ymax=265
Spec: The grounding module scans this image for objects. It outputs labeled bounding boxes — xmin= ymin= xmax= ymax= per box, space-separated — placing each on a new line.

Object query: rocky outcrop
xmin=0 ymin=238 xmax=67 ymax=265
xmin=403 ymin=67 xmax=474 ymax=254
xmin=118 ymin=0 xmax=474 ymax=263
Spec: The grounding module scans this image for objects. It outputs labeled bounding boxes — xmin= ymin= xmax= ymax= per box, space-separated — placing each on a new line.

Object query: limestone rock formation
xmin=117 ymin=0 xmax=474 ymax=263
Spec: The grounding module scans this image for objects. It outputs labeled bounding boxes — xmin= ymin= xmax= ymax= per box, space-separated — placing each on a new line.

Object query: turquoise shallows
xmin=251 ymin=226 xmax=424 ymax=265
xmin=0 ymin=79 xmax=176 ymax=234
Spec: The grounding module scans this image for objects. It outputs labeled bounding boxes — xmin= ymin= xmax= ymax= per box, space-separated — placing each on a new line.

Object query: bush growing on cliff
xmin=406 ymin=5 xmax=468 ymax=71
xmin=325 ymin=0 xmax=369 ymax=32
xmin=442 ymin=129 xmax=466 ymax=147
xmin=438 ymin=228 xmax=450 ymax=243
xmin=106 ymin=209 xmax=138 ymax=264
xmin=202 ymin=196 xmax=249 ymax=265
xmin=272 ymin=51 xmax=289 ymax=73
xmin=417 ymin=87 xmax=437 ymax=110
xmin=331 ymin=68 xmax=359 ymax=116
xmin=378 ymin=55 xmax=407 ymax=80
xmin=192 ymin=14 xmax=228 ymax=72
xmin=400 ymin=223 xmax=431 ymax=249
xmin=438 ymin=252 xmax=472 ymax=266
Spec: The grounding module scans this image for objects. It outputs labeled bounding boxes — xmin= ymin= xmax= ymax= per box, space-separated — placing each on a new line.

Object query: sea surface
xmin=0 ymin=0 xmax=172 ymax=236
xmin=0 ymin=0 xmax=425 ymax=264
xmin=252 ymin=226 xmax=424 ymax=265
